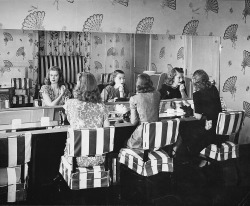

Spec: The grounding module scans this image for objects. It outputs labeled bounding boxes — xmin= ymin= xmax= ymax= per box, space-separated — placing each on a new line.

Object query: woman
xmin=39 ymin=66 xmax=71 ymax=106
xmin=64 ymin=72 xmax=110 ymax=167
xmin=127 ymin=73 xmax=160 ymax=149
xmin=182 ymin=70 xmax=222 ymax=162
xmin=101 ymin=70 xmax=130 ymax=102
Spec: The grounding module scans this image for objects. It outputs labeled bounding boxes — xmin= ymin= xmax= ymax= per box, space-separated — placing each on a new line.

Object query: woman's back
xmin=64 ymin=99 xmax=109 ymax=129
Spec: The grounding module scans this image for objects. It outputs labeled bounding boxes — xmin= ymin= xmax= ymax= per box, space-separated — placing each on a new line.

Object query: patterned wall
xmin=0 ymin=0 xmax=249 ymax=143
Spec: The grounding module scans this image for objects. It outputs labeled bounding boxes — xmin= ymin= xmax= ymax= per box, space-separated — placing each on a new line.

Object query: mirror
xmin=0 ymin=29 xmax=220 ymax=109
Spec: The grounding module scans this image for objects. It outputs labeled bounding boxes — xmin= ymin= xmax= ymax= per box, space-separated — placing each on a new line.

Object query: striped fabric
xmin=11 ymin=78 xmax=32 ymax=89
xmin=67 ymin=127 xmax=115 ymax=157
xmin=0 ymin=164 xmax=28 ymax=186
xmin=12 ymin=95 xmax=33 ymax=106
xmin=0 ymin=133 xmax=32 ymax=168
xmin=200 ymin=141 xmax=239 ymax=161
xmin=216 ymin=111 xmax=245 ymax=135
xmin=119 ymin=148 xmax=173 ymax=176
xmin=142 ymin=119 xmax=180 ymax=150
xmin=200 ymin=111 xmax=245 ymax=161
xmin=59 ymin=156 xmax=110 ymax=190
xmin=39 ymin=55 xmax=86 ymax=85
xmin=0 ymin=183 xmax=26 ymax=203
xmin=100 ymin=73 xmax=112 ymax=85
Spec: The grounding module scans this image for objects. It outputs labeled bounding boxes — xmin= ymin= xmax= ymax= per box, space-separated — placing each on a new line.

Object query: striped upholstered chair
xmin=118 ymin=119 xmax=180 ymax=203
xmin=0 ymin=132 xmax=32 ymax=203
xmin=59 ymin=126 xmax=115 ymax=190
xmin=200 ymin=111 xmax=245 ymax=184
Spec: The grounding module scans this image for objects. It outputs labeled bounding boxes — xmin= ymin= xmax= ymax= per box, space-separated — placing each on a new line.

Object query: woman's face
xmin=49 ymin=70 xmax=59 ymax=84
xmin=173 ymin=72 xmax=184 ymax=86
xmin=114 ymin=73 xmax=125 ymax=87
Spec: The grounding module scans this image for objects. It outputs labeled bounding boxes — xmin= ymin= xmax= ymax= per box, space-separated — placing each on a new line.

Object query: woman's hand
xmin=60 ymin=85 xmax=66 ymax=96
xmin=205 ymin=120 xmax=212 ymax=130
xmin=179 ymin=83 xmax=185 ymax=92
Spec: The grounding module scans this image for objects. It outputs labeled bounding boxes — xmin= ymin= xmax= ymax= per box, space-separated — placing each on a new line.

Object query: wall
xmin=0 ymin=0 xmax=249 ymax=143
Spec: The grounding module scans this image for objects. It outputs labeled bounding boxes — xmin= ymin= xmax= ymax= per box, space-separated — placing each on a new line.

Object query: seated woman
xmin=63 ymin=72 xmax=110 ymax=167
xmin=127 ymin=73 xmax=160 ymax=149
xmin=39 ymin=66 xmax=71 ymax=106
xmin=101 ymin=70 xmax=129 ymax=102
xmin=180 ymin=70 xmax=222 ymax=164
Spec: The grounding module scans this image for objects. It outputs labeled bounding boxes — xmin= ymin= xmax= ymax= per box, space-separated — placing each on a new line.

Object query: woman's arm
xmin=130 ymin=108 xmax=139 ymax=125
xmin=41 ymin=85 xmax=66 ymax=106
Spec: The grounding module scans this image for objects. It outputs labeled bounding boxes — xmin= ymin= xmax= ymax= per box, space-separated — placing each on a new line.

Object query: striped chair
xmin=118 ymin=119 xmax=180 ymax=203
xmin=0 ymin=132 xmax=32 ymax=203
xmin=38 ymin=55 xmax=86 ymax=92
xmin=59 ymin=127 xmax=115 ymax=190
xmin=200 ymin=111 xmax=245 ymax=184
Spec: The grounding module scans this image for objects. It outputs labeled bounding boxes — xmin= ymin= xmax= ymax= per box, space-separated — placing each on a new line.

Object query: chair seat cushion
xmin=59 ymin=156 xmax=110 ymax=190
xmin=0 ymin=164 xmax=28 ymax=186
xmin=200 ymin=141 xmax=239 ymax=161
xmin=118 ymin=148 xmax=173 ymax=177
xmin=0 ymin=183 xmax=26 ymax=203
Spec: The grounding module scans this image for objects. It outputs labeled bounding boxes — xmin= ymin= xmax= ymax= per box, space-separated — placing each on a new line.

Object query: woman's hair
xmin=73 ymin=72 xmax=101 ymax=103
xmin=192 ymin=69 xmax=212 ymax=91
xmin=110 ymin=70 xmax=125 ymax=86
xmin=165 ymin=67 xmax=184 ymax=86
xmin=44 ymin=66 xmax=64 ymax=87
xmin=136 ymin=73 xmax=155 ymax=93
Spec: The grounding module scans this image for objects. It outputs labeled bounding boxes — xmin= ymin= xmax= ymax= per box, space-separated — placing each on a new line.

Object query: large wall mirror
xmin=0 ymin=29 xmax=220 ymax=109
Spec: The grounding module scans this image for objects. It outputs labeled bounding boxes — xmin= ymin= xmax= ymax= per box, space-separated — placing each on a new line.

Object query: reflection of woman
xmin=181 ymin=70 xmax=222 ymax=164
xmin=101 ymin=70 xmax=129 ymax=102
xmin=127 ymin=73 xmax=160 ymax=149
xmin=64 ymin=72 xmax=110 ymax=167
xmin=39 ymin=66 xmax=71 ymax=106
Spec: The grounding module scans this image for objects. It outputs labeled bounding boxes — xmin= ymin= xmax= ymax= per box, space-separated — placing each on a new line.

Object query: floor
xmin=24 ymin=144 xmax=250 ymax=205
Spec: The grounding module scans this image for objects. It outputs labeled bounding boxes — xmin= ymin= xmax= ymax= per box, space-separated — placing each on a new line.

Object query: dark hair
xmin=136 ymin=73 xmax=155 ymax=93
xmin=110 ymin=70 xmax=125 ymax=86
xmin=44 ymin=66 xmax=64 ymax=87
xmin=165 ymin=67 xmax=184 ymax=86
xmin=73 ymin=72 xmax=102 ymax=103
xmin=192 ymin=69 xmax=212 ymax=91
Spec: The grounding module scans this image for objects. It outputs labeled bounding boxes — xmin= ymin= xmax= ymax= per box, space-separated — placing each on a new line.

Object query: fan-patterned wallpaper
xmin=0 ymin=0 xmax=249 ymax=143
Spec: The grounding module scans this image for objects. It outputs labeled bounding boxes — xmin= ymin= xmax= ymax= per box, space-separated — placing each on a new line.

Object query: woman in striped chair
xmin=63 ymin=72 xmax=110 ymax=167
xmin=127 ymin=73 xmax=161 ymax=149
xmin=39 ymin=66 xmax=71 ymax=106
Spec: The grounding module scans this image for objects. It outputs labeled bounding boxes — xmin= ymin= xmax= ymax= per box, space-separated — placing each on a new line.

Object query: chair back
xmin=216 ymin=111 xmax=245 ymax=135
xmin=0 ymin=132 xmax=32 ymax=168
xmin=67 ymin=126 xmax=115 ymax=157
xmin=142 ymin=119 xmax=180 ymax=150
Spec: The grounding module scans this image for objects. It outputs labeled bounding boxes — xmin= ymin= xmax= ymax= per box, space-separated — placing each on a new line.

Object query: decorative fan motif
xmin=241 ymin=50 xmax=250 ymax=74
xmin=121 ymin=47 xmax=124 ymax=56
xmin=16 ymin=47 xmax=25 ymax=59
xmin=182 ymin=20 xmax=199 ymax=36
xmin=223 ymin=24 xmax=238 ymax=48
xmin=94 ymin=61 xmax=102 ymax=71
xmin=159 ymin=47 xmax=165 ymax=59
xmin=152 ymin=34 xmax=158 ymax=40
xmin=204 ymin=0 xmax=219 ymax=16
xmin=83 ymin=14 xmax=103 ymax=32
xmin=243 ymin=101 xmax=250 ymax=118
xmin=3 ymin=32 xmax=13 ymax=45
xmin=66 ymin=0 xmax=74 ymax=3
xmin=151 ymin=63 xmax=157 ymax=72
xmin=22 ymin=11 xmax=45 ymax=30
xmin=3 ymin=60 xmax=13 ymax=68
xmin=177 ymin=47 xmax=184 ymax=60
xmin=243 ymin=0 xmax=250 ymax=23
xmin=136 ymin=17 xmax=154 ymax=34
xmin=107 ymin=47 xmax=118 ymax=56
xmin=125 ymin=61 xmax=130 ymax=70
xmin=160 ymin=0 xmax=176 ymax=10
xmin=111 ymin=0 xmax=129 ymax=7
xmin=115 ymin=60 xmax=119 ymax=69
xmin=222 ymin=76 xmax=237 ymax=99
xmin=94 ymin=36 xmax=102 ymax=46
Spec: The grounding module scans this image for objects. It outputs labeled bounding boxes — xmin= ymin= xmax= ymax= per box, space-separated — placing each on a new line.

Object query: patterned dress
xmin=39 ymin=85 xmax=71 ymax=106
xmin=63 ymin=99 xmax=110 ymax=167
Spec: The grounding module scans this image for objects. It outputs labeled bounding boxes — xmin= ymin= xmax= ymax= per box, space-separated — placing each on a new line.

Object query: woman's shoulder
xmin=40 ymin=85 xmax=51 ymax=92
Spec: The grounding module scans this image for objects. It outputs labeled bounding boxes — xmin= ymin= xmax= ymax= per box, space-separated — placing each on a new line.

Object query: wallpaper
xmin=0 ymin=0 xmax=249 ymax=143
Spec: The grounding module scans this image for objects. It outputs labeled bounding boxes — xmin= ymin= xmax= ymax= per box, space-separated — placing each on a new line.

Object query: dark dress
xmin=182 ymin=85 xmax=222 ymax=156
xmin=159 ymin=84 xmax=187 ymax=99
